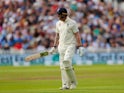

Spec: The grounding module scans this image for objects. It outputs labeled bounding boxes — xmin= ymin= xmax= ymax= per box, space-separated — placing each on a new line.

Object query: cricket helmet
xmin=57 ymin=8 xmax=67 ymax=15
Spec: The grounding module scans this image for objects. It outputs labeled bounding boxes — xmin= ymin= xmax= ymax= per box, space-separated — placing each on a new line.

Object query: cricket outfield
xmin=0 ymin=65 xmax=124 ymax=93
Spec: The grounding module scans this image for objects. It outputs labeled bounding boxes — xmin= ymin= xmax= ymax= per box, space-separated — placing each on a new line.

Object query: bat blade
xmin=25 ymin=51 xmax=49 ymax=61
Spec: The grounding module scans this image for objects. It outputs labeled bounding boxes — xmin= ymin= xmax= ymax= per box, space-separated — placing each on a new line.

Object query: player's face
xmin=58 ymin=14 xmax=67 ymax=21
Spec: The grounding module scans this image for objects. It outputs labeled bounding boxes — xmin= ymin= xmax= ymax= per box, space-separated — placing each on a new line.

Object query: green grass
xmin=0 ymin=65 xmax=124 ymax=93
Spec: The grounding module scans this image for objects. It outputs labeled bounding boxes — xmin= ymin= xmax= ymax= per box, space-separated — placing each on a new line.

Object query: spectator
xmin=0 ymin=0 xmax=124 ymax=50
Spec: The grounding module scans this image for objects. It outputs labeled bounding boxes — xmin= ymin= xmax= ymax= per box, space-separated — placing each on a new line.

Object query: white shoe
xmin=69 ymin=83 xmax=76 ymax=89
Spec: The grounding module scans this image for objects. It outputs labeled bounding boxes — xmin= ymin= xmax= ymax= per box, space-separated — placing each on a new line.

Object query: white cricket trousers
xmin=58 ymin=44 xmax=77 ymax=87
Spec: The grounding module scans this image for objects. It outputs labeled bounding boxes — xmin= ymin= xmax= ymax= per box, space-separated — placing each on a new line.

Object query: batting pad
xmin=61 ymin=69 xmax=70 ymax=88
xmin=62 ymin=60 xmax=77 ymax=86
xmin=66 ymin=68 xmax=78 ymax=85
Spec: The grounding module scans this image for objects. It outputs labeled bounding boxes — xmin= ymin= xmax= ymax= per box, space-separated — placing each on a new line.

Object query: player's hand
xmin=77 ymin=46 xmax=86 ymax=56
xmin=49 ymin=46 xmax=58 ymax=54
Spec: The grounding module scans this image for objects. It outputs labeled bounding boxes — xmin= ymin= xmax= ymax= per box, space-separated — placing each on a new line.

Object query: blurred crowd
xmin=0 ymin=0 xmax=124 ymax=51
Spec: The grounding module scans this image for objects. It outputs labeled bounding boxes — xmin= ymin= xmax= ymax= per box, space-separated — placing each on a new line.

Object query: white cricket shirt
xmin=56 ymin=17 xmax=79 ymax=46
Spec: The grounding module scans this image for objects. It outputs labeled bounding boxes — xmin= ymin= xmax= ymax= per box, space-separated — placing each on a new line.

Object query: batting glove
xmin=77 ymin=46 xmax=86 ymax=56
xmin=49 ymin=46 xmax=58 ymax=54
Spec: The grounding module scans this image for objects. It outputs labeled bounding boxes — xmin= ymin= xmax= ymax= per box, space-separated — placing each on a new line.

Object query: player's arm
xmin=53 ymin=33 xmax=59 ymax=47
xmin=74 ymin=32 xmax=87 ymax=56
xmin=49 ymin=32 xmax=59 ymax=54
xmin=74 ymin=32 xmax=86 ymax=56
xmin=72 ymin=22 xmax=86 ymax=56
xmin=74 ymin=32 xmax=82 ymax=47
xmin=71 ymin=21 xmax=82 ymax=47
xmin=53 ymin=22 xmax=59 ymax=47
xmin=49 ymin=22 xmax=59 ymax=54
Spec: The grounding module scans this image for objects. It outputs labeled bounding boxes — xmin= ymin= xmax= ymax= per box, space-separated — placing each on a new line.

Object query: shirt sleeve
xmin=72 ymin=21 xmax=79 ymax=33
xmin=55 ymin=22 xmax=59 ymax=33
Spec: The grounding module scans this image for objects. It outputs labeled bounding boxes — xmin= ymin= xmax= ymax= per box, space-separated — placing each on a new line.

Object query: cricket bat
xmin=25 ymin=51 xmax=49 ymax=61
